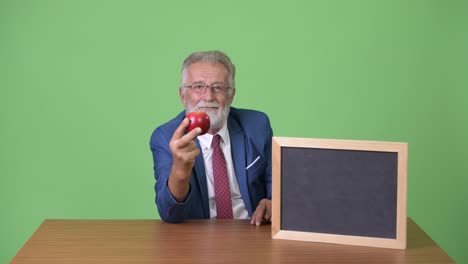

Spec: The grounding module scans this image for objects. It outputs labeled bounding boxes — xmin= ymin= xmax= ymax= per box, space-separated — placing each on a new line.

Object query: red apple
xmin=186 ymin=111 xmax=210 ymax=135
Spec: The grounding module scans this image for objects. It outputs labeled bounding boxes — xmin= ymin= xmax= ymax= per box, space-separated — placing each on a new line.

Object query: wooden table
xmin=11 ymin=218 xmax=454 ymax=264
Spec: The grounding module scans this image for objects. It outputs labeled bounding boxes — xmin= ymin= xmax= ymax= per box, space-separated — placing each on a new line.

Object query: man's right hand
xmin=168 ymin=117 xmax=202 ymax=202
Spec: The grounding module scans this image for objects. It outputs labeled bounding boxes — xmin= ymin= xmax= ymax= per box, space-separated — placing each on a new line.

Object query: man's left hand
xmin=250 ymin=198 xmax=272 ymax=226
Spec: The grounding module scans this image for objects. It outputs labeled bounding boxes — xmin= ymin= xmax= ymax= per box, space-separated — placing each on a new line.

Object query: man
xmin=150 ymin=50 xmax=272 ymax=225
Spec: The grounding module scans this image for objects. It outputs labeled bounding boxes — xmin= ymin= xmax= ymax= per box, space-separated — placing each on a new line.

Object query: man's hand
xmin=168 ymin=118 xmax=202 ymax=202
xmin=250 ymin=198 xmax=272 ymax=226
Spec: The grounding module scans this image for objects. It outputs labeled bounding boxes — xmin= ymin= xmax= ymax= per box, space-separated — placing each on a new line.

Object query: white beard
xmin=186 ymin=100 xmax=230 ymax=132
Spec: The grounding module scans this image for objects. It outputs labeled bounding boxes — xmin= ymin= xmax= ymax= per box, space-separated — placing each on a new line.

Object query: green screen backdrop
xmin=1 ymin=0 xmax=467 ymax=263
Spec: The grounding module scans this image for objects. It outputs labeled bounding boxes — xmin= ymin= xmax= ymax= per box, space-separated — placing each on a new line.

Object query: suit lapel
xmin=228 ymin=117 xmax=253 ymax=214
xmin=193 ymin=139 xmax=210 ymax=218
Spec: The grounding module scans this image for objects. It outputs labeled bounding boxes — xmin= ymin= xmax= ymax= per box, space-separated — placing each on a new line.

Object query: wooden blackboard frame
xmin=272 ymin=137 xmax=408 ymax=249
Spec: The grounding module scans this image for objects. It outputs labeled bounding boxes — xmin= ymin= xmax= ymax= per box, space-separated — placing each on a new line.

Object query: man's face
xmin=180 ymin=62 xmax=235 ymax=133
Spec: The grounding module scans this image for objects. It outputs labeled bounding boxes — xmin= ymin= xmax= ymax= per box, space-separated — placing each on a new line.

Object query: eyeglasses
xmin=184 ymin=84 xmax=230 ymax=95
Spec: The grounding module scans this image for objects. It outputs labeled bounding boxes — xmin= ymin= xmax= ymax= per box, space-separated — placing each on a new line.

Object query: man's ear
xmin=179 ymin=87 xmax=187 ymax=107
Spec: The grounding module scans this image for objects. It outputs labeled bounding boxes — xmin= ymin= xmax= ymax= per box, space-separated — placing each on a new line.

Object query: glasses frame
xmin=184 ymin=83 xmax=231 ymax=95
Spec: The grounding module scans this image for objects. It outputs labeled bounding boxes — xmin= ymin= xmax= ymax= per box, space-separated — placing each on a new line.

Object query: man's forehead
xmin=186 ymin=62 xmax=228 ymax=77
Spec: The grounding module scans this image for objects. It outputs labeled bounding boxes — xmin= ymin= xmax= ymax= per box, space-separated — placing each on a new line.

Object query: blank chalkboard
xmin=272 ymin=137 xmax=407 ymax=249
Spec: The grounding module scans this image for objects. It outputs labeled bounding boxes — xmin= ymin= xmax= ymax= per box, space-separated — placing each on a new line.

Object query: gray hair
xmin=181 ymin=50 xmax=236 ymax=92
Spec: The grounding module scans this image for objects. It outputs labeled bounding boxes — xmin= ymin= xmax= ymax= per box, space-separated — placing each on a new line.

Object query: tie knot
xmin=212 ymin=134 xmax=222 ymax=148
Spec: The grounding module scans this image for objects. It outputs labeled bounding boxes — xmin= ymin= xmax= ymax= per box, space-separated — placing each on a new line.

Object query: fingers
xmin=172 ymin=118 xmax=201 ymax=142
xmin=170 ymin=118 xmax=200 ymax=152
xmin=176 ymin=127 xmax=201 ymax=148
xmin=169 ymin=118 xmax=202 ymax=171
xmin=170 ymin=138 xmax=200 ymax=166
xmin=172 ymin=118 xmax=190 ymax=141
xmin=172 ymin=118 xmax=202 ymax=148
xmin=254 ymin=205 xmax=265 ymax=226
xmin=250 ymin=199 xmax=271 ymax=226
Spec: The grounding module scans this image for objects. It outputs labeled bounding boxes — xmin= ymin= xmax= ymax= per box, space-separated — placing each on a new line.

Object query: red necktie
xmin=212 ymin=134 xmax=233 ymax=219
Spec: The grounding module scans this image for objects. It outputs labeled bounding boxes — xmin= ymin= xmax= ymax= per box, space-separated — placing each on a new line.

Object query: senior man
xmin=150 ymin=50 xmax=273 ymax=225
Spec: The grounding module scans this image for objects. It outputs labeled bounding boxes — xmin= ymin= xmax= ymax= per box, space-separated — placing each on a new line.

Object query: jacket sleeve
xmin=150 ymin=127 xmax=193 ymax=223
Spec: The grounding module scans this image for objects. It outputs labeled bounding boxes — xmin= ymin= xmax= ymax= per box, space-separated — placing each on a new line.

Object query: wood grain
xmin=10 ymin=218 xmax=454 ymax=264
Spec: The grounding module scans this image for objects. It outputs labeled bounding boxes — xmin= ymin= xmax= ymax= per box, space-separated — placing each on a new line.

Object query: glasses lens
xmin=192 ymin=84 xmax=205 ymax=93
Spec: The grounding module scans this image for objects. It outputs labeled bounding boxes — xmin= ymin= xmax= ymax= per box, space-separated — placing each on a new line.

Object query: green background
xmin=1 ymin=0 xmax=467 ymax=263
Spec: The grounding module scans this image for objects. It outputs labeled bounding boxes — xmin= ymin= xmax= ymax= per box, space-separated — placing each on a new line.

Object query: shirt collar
xmin=198 ymin=123 xmax=229 ymax=150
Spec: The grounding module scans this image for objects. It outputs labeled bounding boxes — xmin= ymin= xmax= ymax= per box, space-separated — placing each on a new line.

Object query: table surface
xmin=11 ymin=218 xmax=455 ymax=264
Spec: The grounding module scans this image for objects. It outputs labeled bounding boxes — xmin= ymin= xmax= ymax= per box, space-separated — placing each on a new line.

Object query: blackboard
xmin=272 ymin=137 xmax=407 ymax=249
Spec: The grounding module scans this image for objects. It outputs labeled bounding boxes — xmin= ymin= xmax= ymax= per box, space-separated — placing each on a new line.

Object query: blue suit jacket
xmin=150 ymin=107 xmax=273 ymax=223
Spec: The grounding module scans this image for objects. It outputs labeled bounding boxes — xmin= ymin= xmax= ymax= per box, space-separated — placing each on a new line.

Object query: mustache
xmin=196 ymin=101 xmax=220 ymax=108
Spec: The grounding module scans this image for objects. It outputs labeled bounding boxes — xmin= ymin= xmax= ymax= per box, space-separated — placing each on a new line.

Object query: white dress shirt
xmin=197 ymin=124 xmax=249 ymax=219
